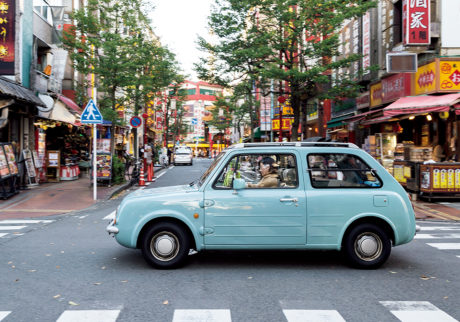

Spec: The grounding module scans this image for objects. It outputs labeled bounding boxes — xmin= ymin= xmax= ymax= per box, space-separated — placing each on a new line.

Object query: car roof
xmin=227 ymin=142 xmax=359 ymax=150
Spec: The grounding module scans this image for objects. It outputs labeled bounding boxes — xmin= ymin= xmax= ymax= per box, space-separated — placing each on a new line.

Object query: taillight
xmin=408 ymin=193 xmax=415 ymax=212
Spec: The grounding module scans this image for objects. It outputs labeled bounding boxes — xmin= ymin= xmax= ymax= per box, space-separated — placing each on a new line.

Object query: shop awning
xmin=360 ymin=115 xmax=397 ymax=125
xmin=48 ymin=100 xmax=77 ymax=124
xmin=327 ymin=113 xmax=355 ymax=128
xmin=58 ymin=94 xmax=82 ymax=113
xmin=0 ymin=76 xmax=45 ymax=107
xmin=383 ymin=93 xmax=460 ymax=117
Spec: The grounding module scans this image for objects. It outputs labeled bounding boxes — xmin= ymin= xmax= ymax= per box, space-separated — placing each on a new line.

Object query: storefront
xmin=360 ymin=93 xmax=460 ymax=199
xmin=34 ymin=95 xmax=89 ymax=182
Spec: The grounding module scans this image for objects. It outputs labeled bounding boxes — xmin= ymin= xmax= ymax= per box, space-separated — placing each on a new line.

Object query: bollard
xmin=138 ymin=165 xmax=145 ymax=186
xmin=147 ymin=163 xmax=153 ymax=182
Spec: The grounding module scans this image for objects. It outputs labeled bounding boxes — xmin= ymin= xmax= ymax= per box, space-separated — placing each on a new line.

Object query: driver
xmin=247 ymin=157 xmax=279 ymax=188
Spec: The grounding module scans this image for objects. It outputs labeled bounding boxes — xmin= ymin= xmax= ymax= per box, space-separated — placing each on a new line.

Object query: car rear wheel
xmin=343 ymin=223 xmax=391 ymax=269
xmin=141 ymin=222 xmax=190 ymax=269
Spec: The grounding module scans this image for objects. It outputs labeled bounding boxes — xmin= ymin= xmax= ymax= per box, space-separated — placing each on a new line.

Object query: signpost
xmin=81 ymin=98 xmax=103 ymax=200
xmin=130 ymin=116 xmax=142 ymax=128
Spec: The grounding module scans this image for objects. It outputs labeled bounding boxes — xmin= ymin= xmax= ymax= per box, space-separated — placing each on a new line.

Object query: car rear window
xmin=307 ymin=153 xmax=382 ymax=188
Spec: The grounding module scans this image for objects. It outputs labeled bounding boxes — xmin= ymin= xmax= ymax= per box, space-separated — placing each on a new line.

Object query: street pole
xmin=91 ymin=45 xmax=97 ymax=201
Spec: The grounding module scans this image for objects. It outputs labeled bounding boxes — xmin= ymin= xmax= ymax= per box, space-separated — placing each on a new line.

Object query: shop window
xmin=307 ymin=153 xmax=382 ymax=188
xmin=393 ymin=0 xmax=403 ymax=46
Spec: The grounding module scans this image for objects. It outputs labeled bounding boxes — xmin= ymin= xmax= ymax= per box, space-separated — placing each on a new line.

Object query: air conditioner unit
xmin=386 ymin=52 xmax=418 ymax=73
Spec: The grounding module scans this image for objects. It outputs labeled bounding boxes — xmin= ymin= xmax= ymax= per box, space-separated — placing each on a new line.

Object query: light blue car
xmin=107 ymin=142 xmax=417 ymax=269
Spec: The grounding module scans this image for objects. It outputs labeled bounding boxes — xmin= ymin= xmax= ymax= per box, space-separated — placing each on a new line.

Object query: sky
xmin=149 ymin=0 xmax=214 ymax=81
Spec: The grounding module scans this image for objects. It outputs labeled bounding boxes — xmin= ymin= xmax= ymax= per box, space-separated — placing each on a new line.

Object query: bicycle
xmin=124 ymin=154 xmax=142 ymax=183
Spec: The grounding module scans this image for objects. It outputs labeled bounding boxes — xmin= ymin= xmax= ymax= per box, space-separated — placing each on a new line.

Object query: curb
xmin=107 ymin=166 xmax=165 ymax=200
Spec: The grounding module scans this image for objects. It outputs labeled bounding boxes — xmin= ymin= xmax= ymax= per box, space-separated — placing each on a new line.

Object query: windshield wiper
xmin=189 ymin=180 xmax=198 ymax=186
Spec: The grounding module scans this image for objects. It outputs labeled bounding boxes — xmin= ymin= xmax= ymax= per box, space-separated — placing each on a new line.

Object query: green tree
xmin=63 ymin=0 xmax=184 ymax=156
xmin=197 ymin=0 xmax=376 ymax=141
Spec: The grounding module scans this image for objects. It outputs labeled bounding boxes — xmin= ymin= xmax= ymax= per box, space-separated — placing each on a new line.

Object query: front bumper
xmin=106 ymin=220 xmax=119 ymax=235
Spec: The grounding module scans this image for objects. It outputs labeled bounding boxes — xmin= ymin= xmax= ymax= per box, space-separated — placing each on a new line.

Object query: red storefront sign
xmin=404 ymin=0 xmax=430 ymax=45
xmin=381 ymin=73 xmax=412 ymax=103
xmin=0 ymin=0 xmax=15 ymax=75
xmin=356 ymin=92 xmax=370 ymax=110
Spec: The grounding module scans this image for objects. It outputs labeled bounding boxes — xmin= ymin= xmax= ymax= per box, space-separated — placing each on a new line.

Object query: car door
xmin=203 ymin=151 xmax=307 ymax=246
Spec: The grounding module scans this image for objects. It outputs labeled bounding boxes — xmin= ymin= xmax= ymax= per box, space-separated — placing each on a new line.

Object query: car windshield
xmin=198 ymin=152 xmax=226 ymax=187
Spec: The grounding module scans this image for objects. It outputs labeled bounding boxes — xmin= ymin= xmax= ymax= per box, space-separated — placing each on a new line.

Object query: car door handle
xmin=280 ymin=198 xmax=298 ymax=202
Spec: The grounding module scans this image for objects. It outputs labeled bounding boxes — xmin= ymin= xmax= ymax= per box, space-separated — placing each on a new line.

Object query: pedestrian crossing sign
xmin=81 ymin=99 xmax=103 ymax=124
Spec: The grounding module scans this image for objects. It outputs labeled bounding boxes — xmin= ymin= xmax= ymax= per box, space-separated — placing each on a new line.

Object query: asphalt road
xmin=0 ymin=158 xmax=459 ymax=322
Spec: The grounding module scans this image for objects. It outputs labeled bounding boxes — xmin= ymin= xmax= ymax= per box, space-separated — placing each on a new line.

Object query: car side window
xmin=213 ymin=153 xmax=298 ymax=189
xmin=307 ymin=153 xmax=382 ymax=188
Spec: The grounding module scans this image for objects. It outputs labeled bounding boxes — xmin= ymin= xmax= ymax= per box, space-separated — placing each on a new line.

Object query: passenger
xmin=247 ymin=157 xmax=279 ymax=188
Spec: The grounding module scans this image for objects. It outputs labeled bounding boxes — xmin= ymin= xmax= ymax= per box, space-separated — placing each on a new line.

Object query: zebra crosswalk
xmin=0 ymin=301 xmax=458 ymax=321
xmin=0 ymin=219 xmax=55 ymax=239
xmin=415 ymin=222 xmax=460 ymax=259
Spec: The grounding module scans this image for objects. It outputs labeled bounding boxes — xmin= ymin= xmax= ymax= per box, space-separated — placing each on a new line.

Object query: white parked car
xmin=174 ymin=148 xmax=193 ymax=166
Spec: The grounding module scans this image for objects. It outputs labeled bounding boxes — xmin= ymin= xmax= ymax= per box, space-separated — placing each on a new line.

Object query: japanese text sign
xmin=414 ymin=61 xmax=436 ymax=95
xmin=0 ymin=0 xmax=15 ymax=74
xmin=404 ymin=0 xmax=430 ymax=45
xmin=439 ymin=61 xmax=460 ymax=92
xmin=381 ymin=73 xmax=412 ymax=103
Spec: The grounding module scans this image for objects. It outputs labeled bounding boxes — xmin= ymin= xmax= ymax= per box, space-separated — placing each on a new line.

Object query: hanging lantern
xmin=278 ymin=96 xmax=287 ymax=104
xmin=439 ymin=111 xmax=449 ymax=120
xmin=142 ymin=113 xmax=148 ymax=119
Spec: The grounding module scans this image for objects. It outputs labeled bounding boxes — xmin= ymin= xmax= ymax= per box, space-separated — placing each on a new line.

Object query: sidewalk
xmin=0 ymin=166 xmax=162 ymax=220
xmin=1 ymin=169 xmax=459 ymax=221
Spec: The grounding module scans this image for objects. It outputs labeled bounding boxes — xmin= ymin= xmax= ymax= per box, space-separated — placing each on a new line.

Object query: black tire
xmin=141 ymin=222 xmax=190 ymax=269
xmin=343 ymin=223 xmax=391 ymax=269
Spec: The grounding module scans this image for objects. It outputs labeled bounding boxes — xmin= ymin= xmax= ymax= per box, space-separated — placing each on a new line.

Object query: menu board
xmin=37 ymin=132 xmax=46 ymax=168
xmin=97 ymin=139 xmax=111 ymax=153
xmin=0 ymin=147 xmax=10 ymax=178
xmin=23 ymin=149 xmax=37 ymax=179
xmin=96 ymin=153 xmax=112 ymax=179
xmin=3 ymin=144 xmax=18 ymax=175
xmin=47 ymin=150 xmax=60 ymax=167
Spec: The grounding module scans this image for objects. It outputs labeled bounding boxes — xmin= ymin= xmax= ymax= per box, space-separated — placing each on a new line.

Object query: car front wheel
xmin=141 ymin=222 xmax=190 ymax=269
xmin=343 ymin=223 xmax=391 ymax=269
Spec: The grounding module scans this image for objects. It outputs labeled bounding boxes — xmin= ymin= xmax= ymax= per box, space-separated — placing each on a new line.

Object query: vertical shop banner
xmin=362 ymin=11 xmax=371 ymax=74
xmin=0 ymin=0 xmax=15 ymax=74
xmin=404 ymin=0 xmax=430 ymax=45
xmin=370 ymin=82 xmax=382 ymax=108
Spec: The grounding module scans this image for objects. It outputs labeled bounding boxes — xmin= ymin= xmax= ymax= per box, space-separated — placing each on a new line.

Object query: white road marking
xmin=156 ymin=171 xmax=166 ymax=179
xmin=0 ymin=219 xmax=54 ymax=224
xmin=172 ymin=309 xmax=231 ymax=322
xmin=0 ymin=226 xmax=27 ymax=230
xmin=380 ymin=301 xmax=458 ymax=322
xmin=415 ymin=234 xmax=460 ymax=239
xmin=283 ymin=310 xmax=346 ymax=322
xmin=419 ymin=227 xmax=460 ymax=231
xmin=427 ymin=243 xmax=460 ymax=250
xmin=0 ymin=311 xmax=10 ymax=321
xmin=56 ymin=310 xmax=120 ymax=322
xmin=0 ymin=233 xmax=8 ymax=238
xmin=103 ymin=211 xmax=116 ymax=221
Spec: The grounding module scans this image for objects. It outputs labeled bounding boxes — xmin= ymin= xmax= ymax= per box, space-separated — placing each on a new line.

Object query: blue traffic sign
xmin=81 ymin=99 xmax=103 ymax=124
xmin=130 ymin=116 xmax=142 ymax=128
xmin=191 ymin=118 xmax=198 ymax=125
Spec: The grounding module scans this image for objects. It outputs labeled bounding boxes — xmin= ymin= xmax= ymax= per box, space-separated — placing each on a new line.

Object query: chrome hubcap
xmin=354 ymin=232 xmax=382 ymax=261
xmin=151 ymin=231 xmax=179 ymax=261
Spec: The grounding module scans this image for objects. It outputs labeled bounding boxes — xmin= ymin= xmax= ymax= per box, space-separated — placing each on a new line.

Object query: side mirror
xmin=232 ymin=178 xmax=246 ymax=190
